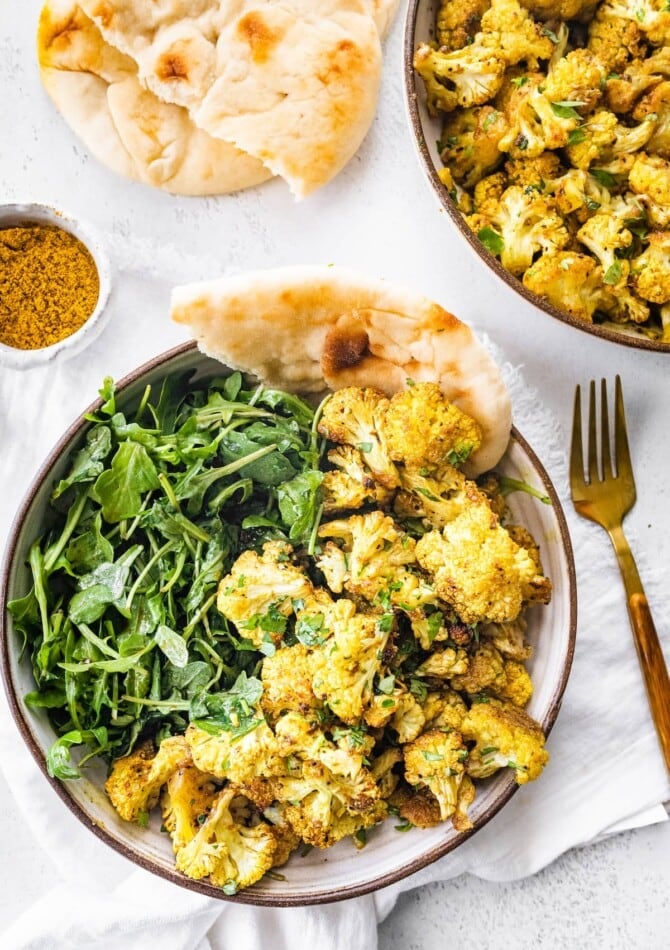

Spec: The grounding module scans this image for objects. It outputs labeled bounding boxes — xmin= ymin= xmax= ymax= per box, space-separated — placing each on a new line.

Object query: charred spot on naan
xmin=237 ymin=11 xmax=285 ymax=65
xmin=156 ymin=52 xmax=190 ymax=82
xmin=317 ymin=39 xmax=359 ymax=84
xmin=321 ymin=319 xmax=370 ymax=377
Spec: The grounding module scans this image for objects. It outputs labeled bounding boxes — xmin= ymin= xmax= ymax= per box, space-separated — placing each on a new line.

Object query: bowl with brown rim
xmin=1 ymin=341 xmax=577 ymax=904
xmin=404 ymin=0 xmax=670 ymax=352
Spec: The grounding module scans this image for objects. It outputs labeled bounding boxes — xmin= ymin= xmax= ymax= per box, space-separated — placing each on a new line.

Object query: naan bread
xmin=368 ymin=0 xmax=402 ymax=37
xmin=79 ymin=0 xmax=382 ymax=198
xmin=38 ymin=1 xmax=271 ymax=195
xmin=171 ymin=267 xmax=512 ymax=474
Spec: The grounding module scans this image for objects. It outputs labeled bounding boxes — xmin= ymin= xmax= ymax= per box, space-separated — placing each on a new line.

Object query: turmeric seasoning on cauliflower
xmin=175 ymin=785 xmax=278 ymax=890
xmin=416 ymin=505 xmax=550 ymax=624
xmin=461 ymin=699 xmax=549 ymax=783
xmin=105 ymin=735 xmax=191 ymax=823
xmin=403 ymin=729 xmax=472 ymax=826
xmin=380 ymin=383 xmax=482 ymax=470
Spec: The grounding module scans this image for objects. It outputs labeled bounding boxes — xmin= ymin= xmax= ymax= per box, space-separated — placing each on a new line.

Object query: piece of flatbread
xmin=368 ymin=0 xmax=401 ymax=37
xmin=171 ymin=267 xmax=512 ymax=474
xmin=79 ymin=0 xmax=382 ymax=198
xmin=38 ymin=1 xmax=271 ymax=195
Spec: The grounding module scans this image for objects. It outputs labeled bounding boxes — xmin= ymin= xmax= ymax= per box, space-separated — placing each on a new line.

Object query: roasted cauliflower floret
xmin=632 ymin=232 xmax=670 ymax=303
xmin=482 ymin=617 xmax=533 ymax=660
xmin=461 ymin=699 xmax=548 ymax=784
xmin=317 ymin=511 xmax=416 ymax=602
xmin=415 ymin=646 xmax=470 ymax=678
xmin=473 ymin=170 xmax=508 ymax=213
xmin=504 ymin=152 xmax=563 ymax=190
xmin=565 ymin=111 xmax=656 ymax=171
xmin=403 ymin=729 xmax=471 ymax=824
xmin=576 ymin=211 xmax=635 ymax=286
xmin=161 ymin=764 xmax=219 ymax=852
xmin=408 ymin=605 xmax=474 ymax=651
xmin=414 ymin=40 xmax=507 ymax=115
xmin=466 ymin=185 xmax=570 ymax=275
xmin=371 ymin=748 xmax=403 ymax=799
xmin=500 ymin=659 xmax=535 ymax=706
xmin=395 ymin=463 xmax=489 ymax=531
xmin=629 ymin=152 xmax=670 ymax=226
xmin=496 ymin=85 xmax=558 ymax=158
xmin=598 ymin=0 xmax=670 ymax=47
xmin=518 ymin=0 xmax=598 ymax=20
xmin=543 ymin=49 xmax=606 ymax=112
xmin=450 ymin=641 xmax=508 ymax=695
xmin=421 ymin=688 xmax=469 ymax=731
xmin=437 ymin=0 xmax=491 ymax=50
xmin=105 ymin=735 xmax=191 ymax=823
xmin=274 ymin=712 xmax=378 ymax=811
xmin=634 ymin=81 xmax=670 ymax=158
xmin=588 ymin=10 xmax=646 ymax=73
xmin=547 ymin=168 xmax=612 ymax=219
xmin=605 ymin=49 xmax=670 ymax=115
xmin=380 ymin=383 xmax=482 ymax=470
xmin=522 ymin=250 xmax=611 ymax=321
xmin=261 ymin=643 xmax=321 ymax=721
xmin=321 ymin=445 xmax=394 ymax=513
xmin=261 ymin=805 xmax=302 ymax=868
xmin=175 ymin=786 xmax=277 ymax=890
xmin=480 ymin=0 xmax=555 ymax=68
xmin=440 ymin=105 xmax=507 ymax=188
xmin=415 ymin=505 xmax=551 ymax=624
xmin=497 ymin=51 xmax=606 ymax=159
xmin=317 ymin=387 xmax=398 ymax=490
xmin=390 ymin=692 xmax=427 ymax=743
xmin=364 ymin=690 xmax=403 ymax=728
xmin=217 ymin=540 xmax=313 ymax=646
xmin=310 ymin=598 xmax=393 ymax=724
xmin=185 ymin=718 xmax=282 ymax=785
xmin=438 ymin=165 xmax=475 ymax=212
xmin=274 ymin=760 xmax=385 ymax=848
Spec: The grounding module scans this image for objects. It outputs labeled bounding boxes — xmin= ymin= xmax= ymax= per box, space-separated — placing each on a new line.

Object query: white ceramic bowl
xmin=0 ymin=203 xmax=112 ymax=369
xmin=0 ymin=342 xmax=577 ymax=905
xmin=404 ymin=0 xmax=670 ymax=353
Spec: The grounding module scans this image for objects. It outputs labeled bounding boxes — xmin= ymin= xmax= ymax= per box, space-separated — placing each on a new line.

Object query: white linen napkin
xmin=1 ymin=271 xmax=669 ymax=950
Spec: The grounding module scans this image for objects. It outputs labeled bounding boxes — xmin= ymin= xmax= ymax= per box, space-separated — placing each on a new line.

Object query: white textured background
xmin=1 ymin=2 xmax=669 ymax=946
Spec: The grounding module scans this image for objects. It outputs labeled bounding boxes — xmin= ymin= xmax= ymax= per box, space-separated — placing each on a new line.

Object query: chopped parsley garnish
xmin=604 ymin=261 xmax=623 ymax=285
xmin=550 ymin=100 xmax=585 ymax=121
xmin=477 ymin=227 xmax=505 ymax=256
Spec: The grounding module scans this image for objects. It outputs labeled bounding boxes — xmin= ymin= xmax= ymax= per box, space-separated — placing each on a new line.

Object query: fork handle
xmin=610 ymin=526 xmax=670 ymax=772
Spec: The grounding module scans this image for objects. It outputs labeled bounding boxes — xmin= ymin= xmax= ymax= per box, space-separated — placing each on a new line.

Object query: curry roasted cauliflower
xmin=416 ymin=0 xmax=670 ymax=339
xmin=415 ymin=504 xmax=551 ymax=624
xmin=461 ymin=699 xmax=549 ymax=783
xmin=101 ymin=383 xmax=552 ymax=894
xmin=175 ymin=785 xmax=278 ymax=891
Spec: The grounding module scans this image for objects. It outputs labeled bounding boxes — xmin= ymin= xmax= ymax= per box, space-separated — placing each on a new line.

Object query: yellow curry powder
xmin=0 ymin=223 xmax=100 ymax=350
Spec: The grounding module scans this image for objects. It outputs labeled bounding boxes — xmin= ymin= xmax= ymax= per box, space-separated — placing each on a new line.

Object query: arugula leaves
xmin=10 ymin=372 xmax=326 ymax=769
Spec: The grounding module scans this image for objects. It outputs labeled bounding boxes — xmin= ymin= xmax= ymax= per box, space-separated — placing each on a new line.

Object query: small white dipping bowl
xmin=0 ymin=203 xmax=112 ymax=370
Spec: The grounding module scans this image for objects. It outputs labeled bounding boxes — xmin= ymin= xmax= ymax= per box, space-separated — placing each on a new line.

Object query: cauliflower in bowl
xmin=415 ymin=0 xmax=670 ymax=342
xmin=100 ymin=382 xmax=553 ymax=894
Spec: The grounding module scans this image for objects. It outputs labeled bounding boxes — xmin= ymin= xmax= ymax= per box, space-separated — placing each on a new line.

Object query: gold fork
xmin=570 ymin=376 xmax=670 ymax=771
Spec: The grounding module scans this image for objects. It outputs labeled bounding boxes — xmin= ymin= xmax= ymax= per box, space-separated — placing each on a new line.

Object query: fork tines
xmin=571 ymin=376 xmax=633 ymax=487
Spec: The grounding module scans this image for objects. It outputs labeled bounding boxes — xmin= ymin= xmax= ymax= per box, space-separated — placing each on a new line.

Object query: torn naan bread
xmin=38 ymin=1 xmax=271 ymax=195
xmin=79 ymin=0 xmax=383 ymax=198
xmin=171 ymin=267 xmax=512 ymax=474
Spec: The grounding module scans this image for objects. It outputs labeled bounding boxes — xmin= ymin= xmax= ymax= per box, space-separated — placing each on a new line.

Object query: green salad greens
xmin=9 ymin=372 xmax=326 ymax=779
